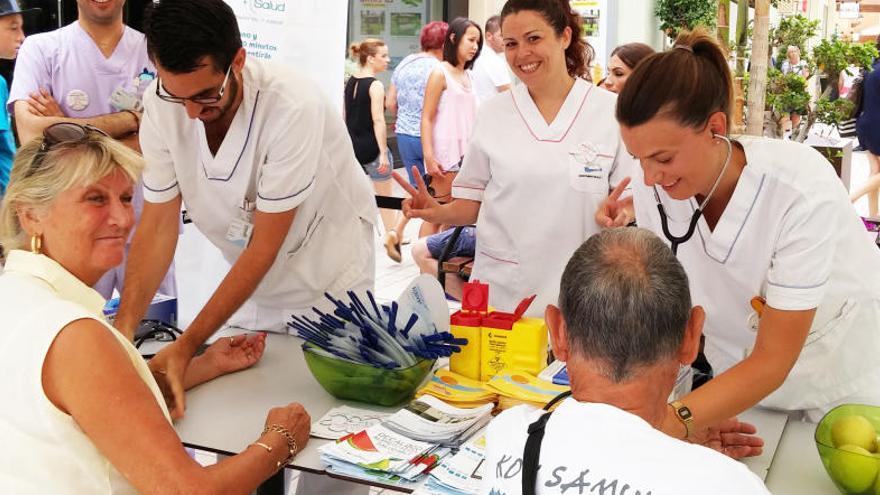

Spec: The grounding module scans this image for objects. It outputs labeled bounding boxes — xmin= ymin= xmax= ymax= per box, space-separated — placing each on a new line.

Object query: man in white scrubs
xmin=470 ymin=15 xmax=511 ymax=104
xmin=114 ymin=0 xmax=377 ymax=422
xmin=483 ymin=228 xmax=768 ymax=495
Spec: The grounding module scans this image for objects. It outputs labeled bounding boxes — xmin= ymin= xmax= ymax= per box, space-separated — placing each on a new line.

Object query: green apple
xmin=829 ymin=444 xmax=878 ymax=493
xmin=832 ymin=415 xmax=878 ymax=451
xmin=875 ymin=465 xmax=880 ymax=495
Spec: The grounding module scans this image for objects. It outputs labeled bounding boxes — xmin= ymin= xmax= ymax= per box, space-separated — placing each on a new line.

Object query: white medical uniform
xmin=140 ymin=58 xmax=378 ymax=331
xmin=633 ymin=137 xmax=880 ymax=414
xmin=452 ymin=79 xmax=633 ymax=315
xmin=482 ymin=399 xmax=770 ymax=495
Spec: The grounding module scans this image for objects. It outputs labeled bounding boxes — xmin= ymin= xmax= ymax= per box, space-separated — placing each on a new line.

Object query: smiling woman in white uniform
xmin=601 ymin=29 xmax=880 ymax=440
xmin=396 ymin=0 xmax=633 ymax=315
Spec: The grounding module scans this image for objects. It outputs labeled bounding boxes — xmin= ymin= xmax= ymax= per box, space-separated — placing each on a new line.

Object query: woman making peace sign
xmin=396 ymin=0 xmax=634 ymax=314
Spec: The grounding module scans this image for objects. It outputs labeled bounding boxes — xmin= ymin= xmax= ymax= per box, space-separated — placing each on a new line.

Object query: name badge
xmin=109 ymin=85 xmax=143 ymax=113
xmin=225 ymin=202 xmax=255 ymax=247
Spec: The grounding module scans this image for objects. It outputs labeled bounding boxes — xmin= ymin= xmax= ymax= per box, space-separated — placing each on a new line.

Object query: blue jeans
xmin=426 ymin=226 xmax=476 ymax=259
xmin=396 ymin=133 xmax=425 ymax=185
xmin=362 ymin=150 xmax=393 ymax=181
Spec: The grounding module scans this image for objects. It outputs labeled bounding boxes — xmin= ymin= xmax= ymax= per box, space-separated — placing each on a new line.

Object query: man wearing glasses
xmin=114 ymin=0 xmax=377 ymax=433
xmin=8 ymin=0 xmax=176 ymax=300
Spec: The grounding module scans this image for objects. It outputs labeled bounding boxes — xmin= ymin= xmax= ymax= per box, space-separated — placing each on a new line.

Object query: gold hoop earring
xmin=30 ymin=234 xmax=42 ymax=254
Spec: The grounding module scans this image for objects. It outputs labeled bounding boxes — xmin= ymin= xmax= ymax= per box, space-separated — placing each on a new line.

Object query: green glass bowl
xmin=302 ymin=344 xmax=434 ymax=407
xmin=815 ymin=404 xmax=880 ymax=494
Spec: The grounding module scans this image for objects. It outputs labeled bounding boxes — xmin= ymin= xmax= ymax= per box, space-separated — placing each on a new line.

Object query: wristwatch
xmin=669 ymin=400 xmax=694 ymax=439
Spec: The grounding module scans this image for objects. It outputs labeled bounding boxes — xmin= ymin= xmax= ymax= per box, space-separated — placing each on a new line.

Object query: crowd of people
xmin=0 ymin=0 xmax=879 ymax=493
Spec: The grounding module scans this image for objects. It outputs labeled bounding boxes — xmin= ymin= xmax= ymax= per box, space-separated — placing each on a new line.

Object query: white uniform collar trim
xmin=511 ymin=78 xmax=592 ymax=142
xmin=695 ymin=139 xmax=766 ymax=263
xmin=197 ymin=58 xmax=261 ymax=181
xmin=3 ymin=250 xmax=106 ymax=317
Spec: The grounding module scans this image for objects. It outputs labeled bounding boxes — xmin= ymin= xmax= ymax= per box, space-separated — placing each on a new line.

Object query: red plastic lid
xmin=461 ymin=279 xmax=489 ymax=313
xmin=514 ymin=295 xmax=537 ymax=319
xmin=450 ymin=310 xmax=482 ymax=326
xmin=483 ymin=311 xmax=517 ymax=330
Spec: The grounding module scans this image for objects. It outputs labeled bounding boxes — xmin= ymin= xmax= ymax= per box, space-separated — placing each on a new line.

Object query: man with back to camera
xmin=470 ymin=15 xmax=511 ymax=105
xmin=113 ymin=0 xmax=377 ymax=426
xmin=8 ymin=0 xmax=176 ymax=299
xmin=483 ymin=228 xmax=769 ymax=495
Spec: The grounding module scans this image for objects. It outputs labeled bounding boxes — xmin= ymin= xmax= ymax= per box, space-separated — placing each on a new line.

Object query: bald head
xmin=558 ymin=228 xmax=691 ymax=382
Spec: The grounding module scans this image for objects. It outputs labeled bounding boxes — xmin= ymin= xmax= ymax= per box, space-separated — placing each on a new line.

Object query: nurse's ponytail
xmin=501 ymin=0 xmax=594 ymax=79
xmin=616 ymin=28 xmax=733 ymax=130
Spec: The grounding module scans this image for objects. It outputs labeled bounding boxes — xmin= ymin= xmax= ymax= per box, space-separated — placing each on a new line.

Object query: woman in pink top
xmin=420 ymin=17 xmax=481 ymax=236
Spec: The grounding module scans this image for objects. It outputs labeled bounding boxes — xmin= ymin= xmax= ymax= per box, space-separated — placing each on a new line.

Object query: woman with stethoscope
xmin=395 ymin=0 xmax=634 ymax=316
xmin=599 ymin=29 xmax=880 ymax=443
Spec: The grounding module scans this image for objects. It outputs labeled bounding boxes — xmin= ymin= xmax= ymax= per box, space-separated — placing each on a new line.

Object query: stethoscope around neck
xmin=654 ymin=134 xmax=733 ymax=255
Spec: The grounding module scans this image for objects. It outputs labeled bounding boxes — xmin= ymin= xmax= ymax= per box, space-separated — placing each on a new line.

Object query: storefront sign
xmin=349 ymin=0 xmax=432 ymax=70
xmin=569 ymin=0 xmax=608 ymax=77
xmin=839 ymin=2 xmax=860 ymax=20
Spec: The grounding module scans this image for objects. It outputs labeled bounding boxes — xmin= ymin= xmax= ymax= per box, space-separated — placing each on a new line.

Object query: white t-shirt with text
xmin=482 ymin=399 xmax=770 ymax=495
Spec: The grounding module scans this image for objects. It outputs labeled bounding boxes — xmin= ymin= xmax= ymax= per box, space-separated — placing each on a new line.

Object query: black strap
xmin=521 ymin=391 xmax=572 ymax=495
xmin=375 ymin=195 xmax=403 ymax=210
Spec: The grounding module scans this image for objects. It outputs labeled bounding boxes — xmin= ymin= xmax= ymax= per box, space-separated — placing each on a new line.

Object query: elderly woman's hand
xmin=201 ymin=332 xmax=267 ymax=376
xmin=148 ymin=333 xmax=266 ymax=419
xmin=262 ymin=402 xmax=311 ymax=461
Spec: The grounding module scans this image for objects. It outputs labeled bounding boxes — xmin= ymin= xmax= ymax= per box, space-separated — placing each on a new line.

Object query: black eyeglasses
xmin=27 ymin=122 xmax=109 ymax=177
xmin=155 ymin=64 xmax=232 ymax=105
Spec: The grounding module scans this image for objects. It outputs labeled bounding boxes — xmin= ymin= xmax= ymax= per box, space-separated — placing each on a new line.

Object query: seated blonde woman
xmin=0 ymin=123 xmax=310 ymax=494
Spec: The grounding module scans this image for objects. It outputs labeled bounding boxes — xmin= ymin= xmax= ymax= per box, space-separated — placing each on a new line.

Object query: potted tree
xmin=655 ymin=0 xmax=717 ymax=42
xmin=769 ymin=14 xmax=819 ymax=69
xmin=761 ymin=14 xmax=817 ymax=139
xmin=762 ymin=36 xmax=877 ymax=185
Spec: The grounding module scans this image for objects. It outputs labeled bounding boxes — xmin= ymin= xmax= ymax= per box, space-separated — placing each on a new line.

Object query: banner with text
xmin=223 ymin=0 xmax=349 ymax=108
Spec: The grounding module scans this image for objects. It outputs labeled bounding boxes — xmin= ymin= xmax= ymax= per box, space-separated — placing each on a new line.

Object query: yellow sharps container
xmin=479 ymin=295 xmax=548 ymax=382
xmin=449 ymin=280 xmax=490 ymax=381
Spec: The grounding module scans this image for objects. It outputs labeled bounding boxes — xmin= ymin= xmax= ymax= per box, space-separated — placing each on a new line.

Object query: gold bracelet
xmin=251 ymin=440 xmax=288 ymax=471
xmin=251 ymin=441 xmax=273 ymax=453
xmin=262 ymin=424 xmax=298 ymax=468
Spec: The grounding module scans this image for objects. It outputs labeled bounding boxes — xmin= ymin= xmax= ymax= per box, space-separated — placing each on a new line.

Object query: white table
xmin=739 ymin=407 xmax=790 ymax=481
xmin=174 ymin=334 xmax=406 ymax=493
xmin=765 ymin=419 xmax=839 ymax=494
xmin=175 ymin=333 xmax=825 ymax=494
xmin=174 ymin=333 xmax=402 ymax=492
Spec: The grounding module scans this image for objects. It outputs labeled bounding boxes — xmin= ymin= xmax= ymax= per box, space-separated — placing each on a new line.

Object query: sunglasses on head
xmin=26 ymin=122 xmax=109 ymax=177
